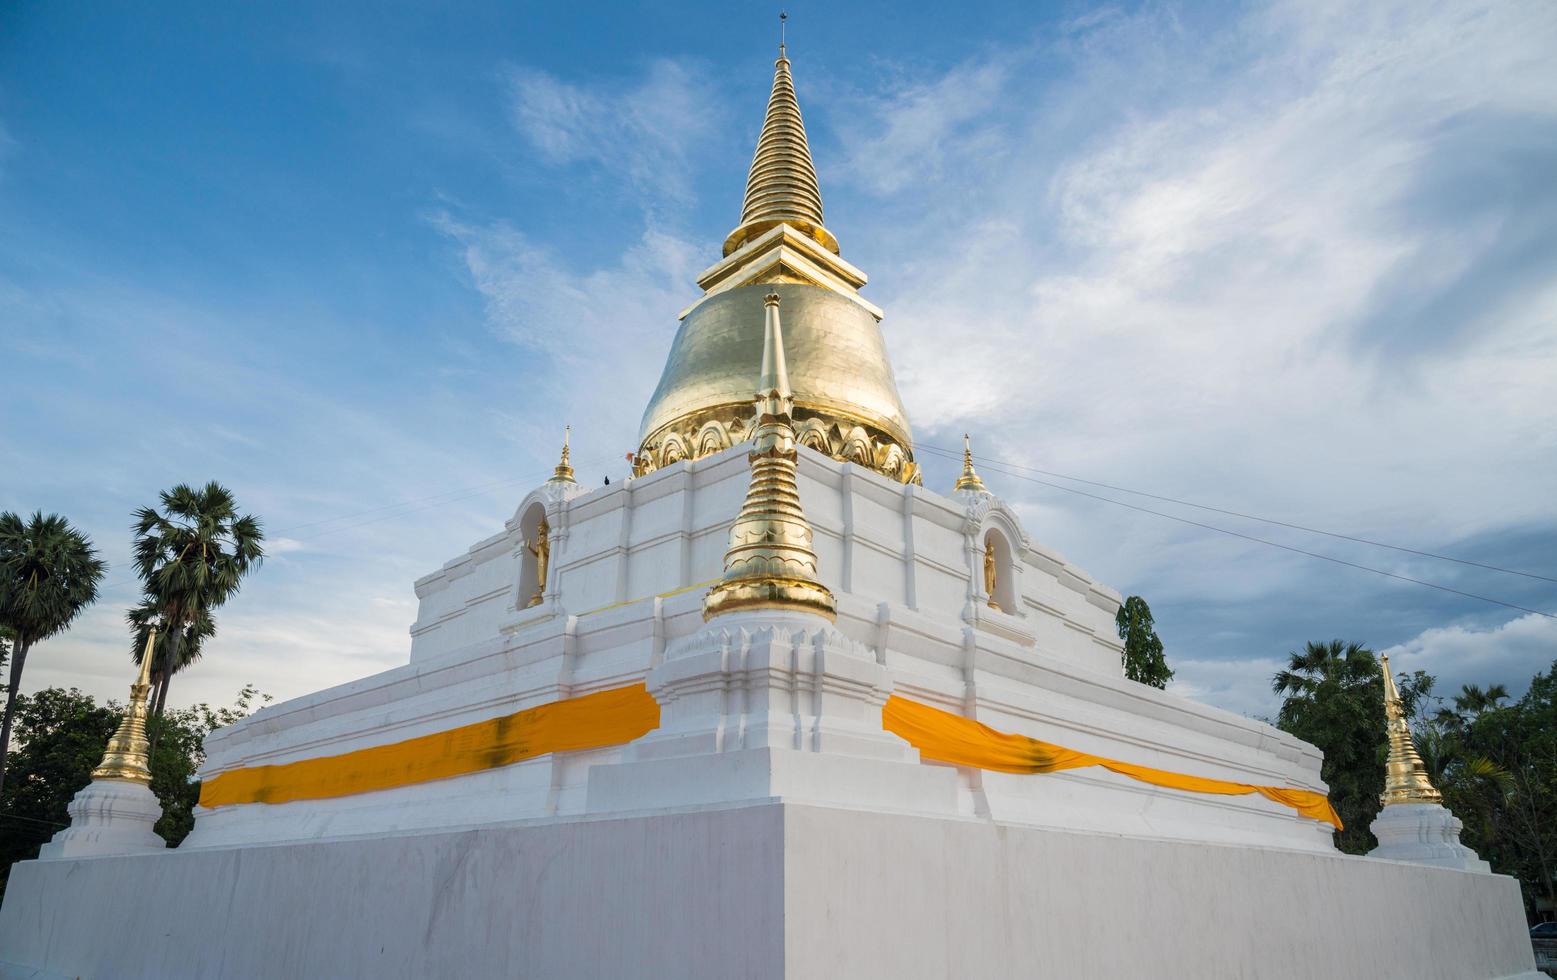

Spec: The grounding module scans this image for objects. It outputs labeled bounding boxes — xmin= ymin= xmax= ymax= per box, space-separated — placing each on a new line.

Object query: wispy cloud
xmin=1383 ymin=613 xmax=1557 ymax=702
xmin=429 ymin=211 xmax=701 ymax=455
xmin=505 ymin=59 xmax=725 ymax=209
xmin=826 ymin=0 xmax=1557 ymax=714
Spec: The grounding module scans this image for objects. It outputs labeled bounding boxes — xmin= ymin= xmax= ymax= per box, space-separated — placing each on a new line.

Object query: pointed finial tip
xmin=764 ymin=290 xmax=781 ymax=306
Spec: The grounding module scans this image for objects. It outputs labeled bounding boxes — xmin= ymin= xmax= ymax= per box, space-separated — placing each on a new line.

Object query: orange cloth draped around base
xmin=881 ymin=695 xmax=1342 ymax=829
xmin=198 ymin=683 xmax=660 ymax=808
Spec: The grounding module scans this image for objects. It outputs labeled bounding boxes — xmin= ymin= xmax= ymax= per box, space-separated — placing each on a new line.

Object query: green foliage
xmin=1434 ymin=662 xmax=1557 ymax=917
xmin=0 ymin=512 xmax=108 ymax=794
xmin=1115 ymin=596 xmax=1173 ymax=689
xmin=131 ymin=482 xmax=264 ymax=717
xmin=1274 ymin=644 xmax=1557 ymax=916
xmin=0 ymin=684 xmax=267 ymax=903
xmin=1272 ymin=640 xmax=1391 ymax=853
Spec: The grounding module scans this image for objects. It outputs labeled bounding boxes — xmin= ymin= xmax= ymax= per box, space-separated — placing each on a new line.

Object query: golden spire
xmin=954 ymin=433 xmax=988 ymax=493
xmin=703 ymin=291 xmax=836 ymax=621
xmin=91 ymin=628 xmax=159 ymax=784
xmin=722 ymin=33 xmax=839 ymax=257
xmin=1379 ymin=653 xmax=1443 ymax=806
xmin=550 ymin=425 xmax=576 ymax=484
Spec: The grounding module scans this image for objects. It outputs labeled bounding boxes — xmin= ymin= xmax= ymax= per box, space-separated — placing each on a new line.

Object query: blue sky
xmin=3 ymin=0 xmax=1555 ymax=720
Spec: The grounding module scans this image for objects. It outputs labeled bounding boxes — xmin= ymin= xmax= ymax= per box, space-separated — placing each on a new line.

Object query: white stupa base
xmin=586 ymin=610 xmax=961 ymax=816
xmin=35 ymin=779 xmax=165 ymax=861
xmin=0 ymin=803 xmax=1540 ymax=979
xmin=1369 ymin=801 xmax=1492 ymax=872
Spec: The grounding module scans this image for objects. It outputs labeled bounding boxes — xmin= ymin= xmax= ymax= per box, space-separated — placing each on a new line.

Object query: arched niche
xmin=515 ymin=501 xmax=549 ymax=609
xmin=982 ymin=527 xmax=1019 ymax=615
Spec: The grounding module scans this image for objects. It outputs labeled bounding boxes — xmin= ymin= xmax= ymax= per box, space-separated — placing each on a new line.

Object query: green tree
xmin=127 ymin=598 xmax=216 ymax=697
xmin=1115 ymin=595 xmax=1173 ymax=689
xmin=1458 ymin=662 xmax=1557 ymax=917
xmin=1270 ymin=640 xmax=1433 ymax=853
xmin=0 ymin=626 xmax=12 ymax=694
xmin=0 ymin=512 xmax=107 ymax=795
xmin=132 ymin=483 xmax=264 ymax=726
xmin=0 ymin=684 xmax=267 ymax=902
xmin=0 ymin=687 xmax=119 ymax=899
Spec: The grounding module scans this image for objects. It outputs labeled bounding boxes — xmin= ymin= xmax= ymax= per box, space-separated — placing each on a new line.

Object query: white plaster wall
xmin=782 ymin=805 xmax=1540 ymax=980
xmin=406 ymin=447 xmax=1126 ymax=677
xmin=0 ymin=807 xmax=786 ymax=980
xmin=0 ymin=804 xmax=1537 ymax=980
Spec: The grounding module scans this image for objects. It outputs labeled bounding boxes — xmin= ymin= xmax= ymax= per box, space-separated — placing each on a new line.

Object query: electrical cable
xmin=918 ymin=442 xmax=1557 ymax=585
xmin=917 ymin=444 xmax=1555 ymax=620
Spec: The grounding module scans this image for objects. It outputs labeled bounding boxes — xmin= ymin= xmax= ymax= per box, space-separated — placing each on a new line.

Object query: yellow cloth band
xmin=198 ymin=683 xmax=660 ymax=809
xmin=199 ymin=682 xmax=1338 ymax=831
xmin=881 ymin=694 xmax=1341 ymax=829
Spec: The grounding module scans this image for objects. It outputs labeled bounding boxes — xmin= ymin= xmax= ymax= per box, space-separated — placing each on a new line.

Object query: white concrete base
xmin=587 ymin=610 xmax=961 ymax=815
xmin=36 ymin=779 xmax=165 ymax=860
xmin=0 ymin=803 xmax=1539 ymax=980
xmin=1369 ymin=801 xmax=1492 ymax=872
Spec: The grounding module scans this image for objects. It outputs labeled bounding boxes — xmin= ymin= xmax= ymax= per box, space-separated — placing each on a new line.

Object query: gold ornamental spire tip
xmin=954 ymin=433 xmax=989 ymax=493
xmin=551 ymin=425 xmax=576 ymax=484
xmin=1379 ymin=652 xmax=1444 ymax=806
xmin=91 ymin=628 xmax=158 ymax=784
xmin=704 ymin=292 xmax=836 ymax=621
xmin=722 ymin=36 xmax=839 ymax=257
xmin=758 ymin=291 xmax=793 ymax=410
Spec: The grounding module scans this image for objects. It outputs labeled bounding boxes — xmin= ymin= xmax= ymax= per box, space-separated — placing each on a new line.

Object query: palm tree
xmin=127 ymin=597 xmax=216 ymax=695
xmin=132 ymin=483 xmax=264 ymax=727
xmin=1271 ymin=640 xmax=1385 ymax=853
xmin=1453 ymin=684 xmax=1510 ymax=718
xmin=0 ymin=512 xmax=107 ymax=795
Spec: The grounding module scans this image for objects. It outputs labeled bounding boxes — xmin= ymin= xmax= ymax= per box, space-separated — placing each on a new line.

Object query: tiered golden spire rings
xmin=955 ymin=434 xmax=988 ymax=493
xmin=1379 ymin=653 xmax=1443 ymax=806
xmin=91 ymin=628 xmax=159 ymax=784
xmin=551 ymin=425 xmax=576 ymax=484
xmin=703 ymin=292 xmax=836 ymax=621
xmin=722 ymin=44 xmax=838 ymax=257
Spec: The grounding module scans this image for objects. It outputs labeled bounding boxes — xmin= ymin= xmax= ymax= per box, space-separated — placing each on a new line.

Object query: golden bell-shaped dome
xmin=633 ymin=47 xmax=919 ymax=485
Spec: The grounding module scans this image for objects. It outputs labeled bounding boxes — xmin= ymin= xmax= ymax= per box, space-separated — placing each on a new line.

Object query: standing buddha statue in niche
xmin=526 ymin=516 xmax=550 ymax=608
xmin=984 ymin=542 xmax=1000 ymax=611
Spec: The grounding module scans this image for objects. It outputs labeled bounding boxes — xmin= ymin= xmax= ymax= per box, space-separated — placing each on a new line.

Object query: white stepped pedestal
xmin=1368 ymin=802 xmax=1491 ymax=872
xmin=37 ymin=779 xmax=166 ymax=860
xmin=586 ymin=609 xmax=960 ymax=815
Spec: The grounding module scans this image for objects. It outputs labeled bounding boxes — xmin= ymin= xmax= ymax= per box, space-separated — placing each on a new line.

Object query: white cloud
xmin=1382 ymin=613 xmax=1557 ymax=702
xmin=827 ymin=0 xmax=1557 ymax=614
xmin=1168 ymin=654 xmax=1286 ymax=721
xmin=430 ymin=211 xmax=702 ymax=458
xmin=505 ymin=59 xmax=724 ymax=207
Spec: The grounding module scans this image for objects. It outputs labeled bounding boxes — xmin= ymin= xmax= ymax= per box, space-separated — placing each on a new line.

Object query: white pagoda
xmin=0 ymin=42 xmax=1538 ymax=980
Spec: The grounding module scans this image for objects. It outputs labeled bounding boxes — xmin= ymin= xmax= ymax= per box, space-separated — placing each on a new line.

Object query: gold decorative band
xmin=881 ymin=695 xmax=1342 ymax=829
xmin=198 ymin=684 xmax=659 ymax=809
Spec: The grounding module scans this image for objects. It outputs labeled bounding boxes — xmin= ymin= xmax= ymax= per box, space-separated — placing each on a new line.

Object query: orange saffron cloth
xmin=198 ymin=682 xmax=1338 ymax=831
xmin=881 ymin=695 xmax=1342 ymax=829
xmin=198 ymin=683 xmax=660 ymax=809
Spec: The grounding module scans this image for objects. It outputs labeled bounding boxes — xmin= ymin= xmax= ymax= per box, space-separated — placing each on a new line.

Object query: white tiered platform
xmin=0 ymin=447 xmax=1541 ymax=978
xmin=179 ymin=448 xmax=1333 ymax=854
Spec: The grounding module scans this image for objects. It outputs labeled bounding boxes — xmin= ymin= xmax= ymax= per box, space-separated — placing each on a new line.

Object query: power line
xmin=917 ymin=445 xmax=1555 ymax=621
xmin=919 ymin=443 xmax=1557 ymax=584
